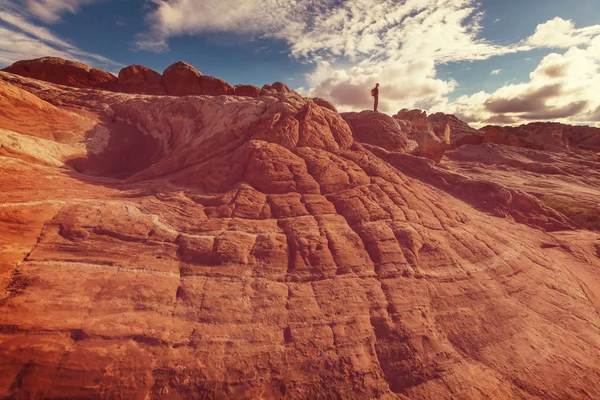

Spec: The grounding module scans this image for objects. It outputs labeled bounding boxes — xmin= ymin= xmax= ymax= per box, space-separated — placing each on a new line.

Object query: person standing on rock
xmin=371 ymin=83 xmax=380 ymax=112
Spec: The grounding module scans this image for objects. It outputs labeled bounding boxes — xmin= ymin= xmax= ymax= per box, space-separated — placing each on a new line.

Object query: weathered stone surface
xmin=2 ymin=57 xmax=117 ymax=90
xmin=1 ymin=71 xmax=599 ymax=400
xmin=198 ymin=75 xmax=234 ymax=96
xmin=341 ymin=111 xmax=415 ymax=153
xmin=480 ymin=122 xmax=600 ymax=152
xmin=162 ymin=61 xmax=204 ymax=96
xmin=311 ymin=97 xmax=338 ymax=113
xmin=233 ymin=84 xmax=261 ymax=98
xmin=260 ymin=82 xmax=296 ymax=97
xmin=117 ymin=65 xmax=166 ymax=95
xmin=394 ymin=108 xmax=431 ymax=131
xmin=161 ymin=61 xmax=233 ymax=96
xmin=408 ymin=130 xmax=449 ymax=163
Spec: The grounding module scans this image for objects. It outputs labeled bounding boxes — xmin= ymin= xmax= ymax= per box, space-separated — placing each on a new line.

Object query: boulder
xmin=117 ymin=65 xmax=166 ymax=95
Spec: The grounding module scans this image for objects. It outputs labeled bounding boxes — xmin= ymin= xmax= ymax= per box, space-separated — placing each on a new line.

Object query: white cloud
xmin=0 ymin=6 xmax=121 ymax=69
xmin=490 ymin=69 xmax=502 ymax=75
xmin=24 ymin=0 xmax=102 ymax=23
xmin=442 ymin=35 xmax=600 ymax=127
xmin=140 ymin=0 xmax=524 ymax=63
xmin=526 ymin=17 xmax=600 ymax=49
xmin=138 ymin=0 xmax=528 ymax=115
xmin=298 ymin=59 xmax=457 ymax=114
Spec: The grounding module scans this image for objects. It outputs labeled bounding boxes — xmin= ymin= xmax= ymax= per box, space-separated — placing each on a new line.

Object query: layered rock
xmin=117 ymin=65 xmax=166 ymax=95
xmin=0 ymin=71 xmax=600 ymax=400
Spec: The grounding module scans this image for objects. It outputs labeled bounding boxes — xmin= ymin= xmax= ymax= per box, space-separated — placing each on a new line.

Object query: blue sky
xmin=1 ymin=0 xmax=599 ymax=126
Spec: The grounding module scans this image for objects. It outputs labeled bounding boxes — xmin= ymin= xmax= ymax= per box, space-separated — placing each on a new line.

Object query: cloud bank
xmin=137 ymin=1 xmax=600 ymax=125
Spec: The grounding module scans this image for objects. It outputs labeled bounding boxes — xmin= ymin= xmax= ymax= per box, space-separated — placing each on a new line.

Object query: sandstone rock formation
xmin=233 ymin=84 xmax=261 ymax=98
xmin=117 ymin=65 xmax=167 ymax=95
xmin=479 ymin=122 xmax=600 ymax=153
xmin=3 ymin=58 xmax=238 ymax=98
xmin=260 ymin=82 xmax=296 ymax=96
xmin=341 ymin=111 xmax=415 ymax=153
xmin=162 ymin=61 xmax=234 ymax=96
xmin=394 ymin=108 xmax=431 ymax=131
xmin=160 ymin=61 xmax=204 ymax=96
xmin=407 ymin=129 xmax=449 ymax=163
xmin=0 ymin=67 xmax=599 ymax=400
xmin=311 ymin=97 xmax=338 ymax=113
xmin=2 ymin=56 xmax=117 ymax=90
xmin=389 ymin=109 xmax=450 ymax=162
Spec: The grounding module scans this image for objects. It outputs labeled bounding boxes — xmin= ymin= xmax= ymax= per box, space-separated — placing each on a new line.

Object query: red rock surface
xmin=1 ymin=70 xmax=600 ymax=400
xmin=2 ymin=57 xmax=117 ymax=90
xmin=341 ymin=111 xmax=415 ymax=154
xmin=162 ymin=61 xmax=233 ymax=96
xmin=117 ymin=65 xmax=167 ymax=95
xmin=162 ymin=61 xmax=204 ymax=96
xmin=233 ymin=84 xmax=261 ymax=98
xmin=311 ymin=97 xmax=338 ymax=113
xmin=480 ymin=122 xmax=600 ymax=152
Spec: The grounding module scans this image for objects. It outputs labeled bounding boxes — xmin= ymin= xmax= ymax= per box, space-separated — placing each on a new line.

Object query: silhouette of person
xmin=372 ymin=83 xmax=379 ymax=112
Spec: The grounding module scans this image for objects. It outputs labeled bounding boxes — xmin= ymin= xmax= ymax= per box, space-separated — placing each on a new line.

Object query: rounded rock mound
xmin=2 ymin=56 xmax=117 ymax=90
xmin=163 ymin=61 xmax=233 ymax=96
xmin=117 ymin=65 xmax=166 ymax=95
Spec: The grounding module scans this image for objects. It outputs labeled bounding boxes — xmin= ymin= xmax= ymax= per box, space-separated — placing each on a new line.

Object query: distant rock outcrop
xmin=233 ymin=84 xmax=261 ymax=98
xmin=260 ymin=82 xmax=296 ymax=96
xmin=117 ymin=65 xmax=166 ymax=95
xmin=394 ymin=108 xmax=431 ymax=131
xmin=2 ymin=56 xmax=117 ymax=90
xmin=161 ymin=61 xmax=204 ymax=96
xmin=162 ymin=61 xmax=233 ymax=96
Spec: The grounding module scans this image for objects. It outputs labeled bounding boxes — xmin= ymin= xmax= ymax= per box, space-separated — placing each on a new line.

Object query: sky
xmin=0 ymin=0 xmax=599 ymax=127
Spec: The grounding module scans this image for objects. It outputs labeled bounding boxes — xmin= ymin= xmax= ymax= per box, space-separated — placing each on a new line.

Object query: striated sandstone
xmin=0 ymin=71 xmax=599 ymax=400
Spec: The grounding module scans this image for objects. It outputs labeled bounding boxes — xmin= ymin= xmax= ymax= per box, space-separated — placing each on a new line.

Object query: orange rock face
xmin=162 ymin=61 xmax=233 ymax=96
xmin=117 ymin=65 xmax=167 ymax=95
xmin=233 ymin=84 xmax=261 ymax=98
xmin=1 ymin=70 xmax=600 ymax=400
xmin=2 ymin=57 xmax=117 ymax=90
